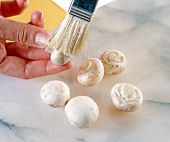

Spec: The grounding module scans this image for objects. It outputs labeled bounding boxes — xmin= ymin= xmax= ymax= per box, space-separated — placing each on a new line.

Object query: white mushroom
xmin=111 ymin=83 xmax=143 ymax=112
xmin=50 ymin=49 xmax=71 ymax=65
xmin=40 ymin=80 xmax=70 ymax=108
xmin=77 ymin=58 xmax=104 ymax=87
xmin=100 ymin=50 xmax=127 ymax=75
xmin=65 ymin=96 xmax=99 ymax=128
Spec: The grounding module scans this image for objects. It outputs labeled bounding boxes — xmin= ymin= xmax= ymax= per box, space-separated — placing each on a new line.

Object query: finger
xmin=0 ymin=39 xmax=6 ymax=63
xmin=0 ymin=16 xmax=51 ymax=48
xmin=28 ymin=10 xmax=45 ymax=28
xmin=5 ymin=42 xmax=50 ymax=60
xmin=0 ymin=0 xmax=29 ymax=17
xmin=0 ymin=56 xmax=74 ymax=79
xmin=25 ymin=60 xmax=74 ymax=79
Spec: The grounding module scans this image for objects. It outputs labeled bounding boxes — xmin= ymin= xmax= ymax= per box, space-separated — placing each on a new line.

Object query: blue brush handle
xmin=69 ymin=0 xmax=98 ymax=21
xmin=72 ymin=0 xmax=98 ymax=13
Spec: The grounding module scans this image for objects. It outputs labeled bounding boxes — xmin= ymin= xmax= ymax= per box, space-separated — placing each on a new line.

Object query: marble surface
xmin=1 ymin=0 xmax=170 ymax=141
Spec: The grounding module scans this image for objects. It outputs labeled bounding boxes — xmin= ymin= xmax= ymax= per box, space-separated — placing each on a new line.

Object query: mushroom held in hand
xmin=40 ymin=80 xmax=70 ymax=108
xmin=51 ymin=49 xmax=71 ymax=65
xmin=77 ymin=58 xmax=104 ymax=87
xmin=100 ymin=50 xmax=127 ymax=75
xmin=111 ymin=83 xmax=143 ymax=112
xmin=65 ymin=96 xmax=99 ymax=128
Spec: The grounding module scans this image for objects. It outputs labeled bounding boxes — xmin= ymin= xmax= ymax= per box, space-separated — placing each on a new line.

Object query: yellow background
xmin=9 ymin=0 xmax=66 ymax=30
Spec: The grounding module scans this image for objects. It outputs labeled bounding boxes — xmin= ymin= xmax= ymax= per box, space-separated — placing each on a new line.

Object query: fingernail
xmin=38 ymin=13 xmax=45 ymax=25
xmin=24 ymin=0 xmax=29 ymax=7
xmin=35 ymin=32 xmax=50 ymax=47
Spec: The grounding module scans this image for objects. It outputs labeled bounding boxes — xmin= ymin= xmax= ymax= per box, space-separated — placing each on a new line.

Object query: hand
xmin=0 ymin=0 xmax=73 ymax=79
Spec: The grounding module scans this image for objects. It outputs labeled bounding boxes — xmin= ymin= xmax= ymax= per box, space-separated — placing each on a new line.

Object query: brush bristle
xmin=46 ymin=14 xmax=90 ymax=57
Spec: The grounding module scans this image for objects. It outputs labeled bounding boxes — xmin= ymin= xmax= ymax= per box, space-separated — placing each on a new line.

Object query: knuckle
xmin=16 ymin=25 xmax=28 ymax=44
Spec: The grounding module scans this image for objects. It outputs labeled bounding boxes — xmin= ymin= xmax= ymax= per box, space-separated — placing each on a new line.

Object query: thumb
xmin=0 ymin=16 xmax=51 ymax=48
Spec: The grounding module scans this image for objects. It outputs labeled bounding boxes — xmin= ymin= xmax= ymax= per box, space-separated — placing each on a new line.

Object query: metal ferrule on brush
xmin=68 ymin=0 xmax=98 ymax=22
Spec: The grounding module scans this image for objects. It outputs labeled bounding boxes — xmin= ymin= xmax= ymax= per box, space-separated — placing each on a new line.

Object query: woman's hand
xmin=0 ymin=0 xmax=73 ymax=79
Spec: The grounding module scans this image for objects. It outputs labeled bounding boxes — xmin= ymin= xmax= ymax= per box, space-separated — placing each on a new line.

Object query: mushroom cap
xmin=50 ymin=49 xmax=71 ymax=65
xmin=111 ymin=83 xmax=143 ymax=112
xmin=100 ymin=50 xmax=127 ymax=75
xmin=77 ymin=58 xmax=104 ymax=87
xmin=65 ymin=96 xmax=99 ymax=128
xmin=40 ymin=80 xmax=70 ymax=108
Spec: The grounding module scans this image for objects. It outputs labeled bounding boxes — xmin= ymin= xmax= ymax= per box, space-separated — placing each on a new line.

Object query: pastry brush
xmin=45 ymin=0 xmax=99 ymax=57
